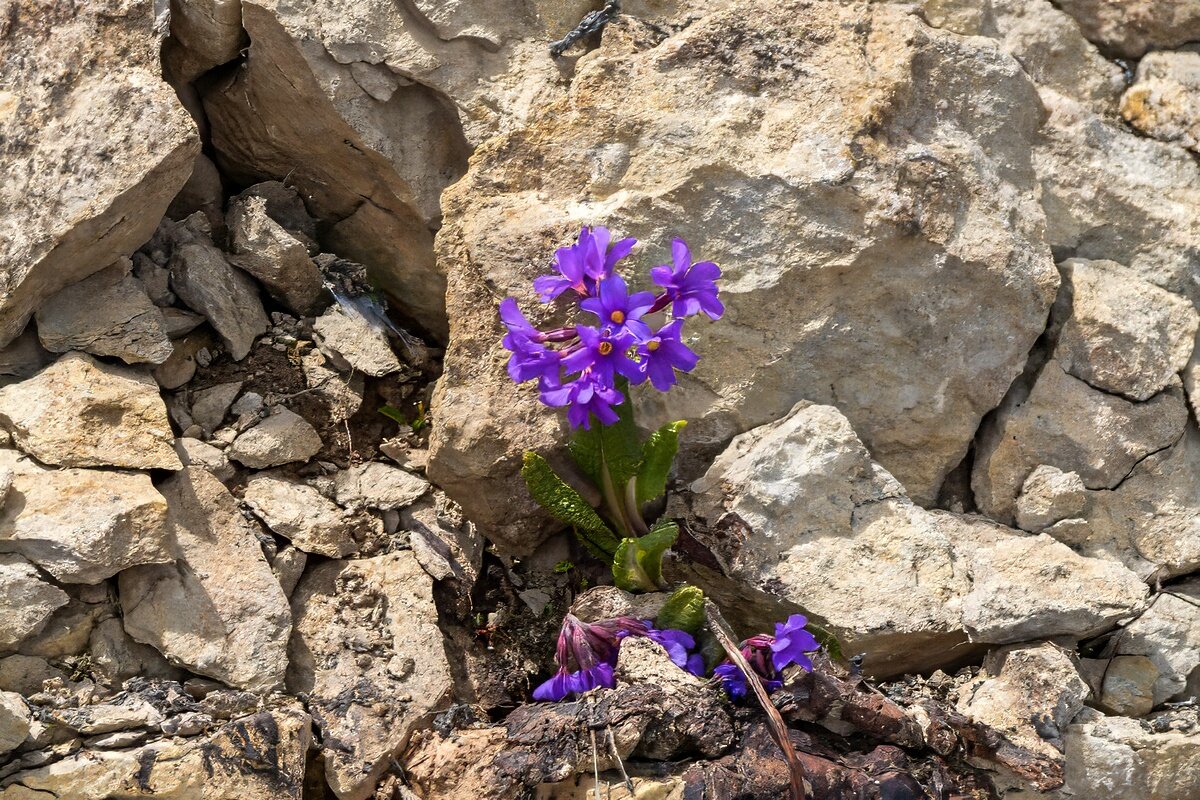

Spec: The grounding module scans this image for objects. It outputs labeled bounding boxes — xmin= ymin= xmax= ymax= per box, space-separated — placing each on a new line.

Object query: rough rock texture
xmin=428 ymin=0 xmax=1059 ymax=552
xmin=0 ymin=0 xmax=199 ymax=349
xmin=333 ymin=462 xmax=428 ymax=510
xmin=0 ymin=352 xmax=181 ymax=469
xmin=972 ymin=364 xmax=1188 ymax=526
xmin=0 ymin=450 xmax=172 ymax=584
xmin=1054 ymin=0 xmax=1200 ymax=58
xmin=34 ymin=261 xmax=173 ymax=364
xmin=0 ymin=691 xmax=29 ymax=755
xmin=288 ymin=552 xmax=451 ymax=800
xmin=1055 ymin=259 xmax=1198 ymax=401
xmin=313 ymin=305 xmax=403 ymax=377
xmin=1115 ymin=581 xmax=1200 ymax=704
xmin=685 ymin=403 xmax=1147 ymax=676
xmin=1121 ymin=50 xmax=1200 ymax=153
xmin=0 ymin=705 xmax=311 ymax=800
xmin=163 ymin=0 xmax=247 ymax=84
xmin=0 ymin=555 xmax=68 ymax=653
xmin=1015 ymin=466 xmax=1087 ymax=534
xmin=227 ymin=407 xmax=322 ymax=468
xmin=244 ymin=474 xmax=361 ymax=558
xmin=226 ymin=194 xmax=325 ymax=314
xmin=1080 ymin=655 xmax=1158 ymax=717
xmin=1059 ymin=709 xmax=1200 ymax=799
xmin=173 ymin=436 xmax=235 ymax=481
xmin=119 ymin=468 xmax=292 ymax=692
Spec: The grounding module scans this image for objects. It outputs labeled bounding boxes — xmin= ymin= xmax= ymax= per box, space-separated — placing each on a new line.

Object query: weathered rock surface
xmin=1122 ymin=50 xmax=1200 ymax=153
xmin=333 ymin=461 xmax=428 ymax=511
xmin=1055 ymin=259 xmax=1198 ymax=401
xmin=119 ymin=468 xmax=291 ymax=692
xmin=227 ymin=407 xmax=322 ymax=468
xmin=428 ymin=0 xmax=1059 ymax=552
xmin=0 ymin=0 xmax=199 ymax=350
xmin=1115 ymin=581 xmax=1200 ymax=705
xmin=0 ymin=450 xmax=172 ymax=584
xmin=686 ymin=402 xmax=1147 ymax=676
xmin=0 ymin=555 xmax=68 ymax=653
xmin=0 ymin=352 xmax=181 ymax=470
xmin=0 ymin=705 xmax=310 ymax=800
xmin=0 ymin=691 xmax=29 ymax=755
xmin=1054 ymin=0 xmax=1200 ymax=58
xmin=313 ymin=305 xmax=403 ymax=377
xmin=166 ymin=214 xmax=270 ymax=361
xmin=34 ymin=261 xmax=173 ymax=364
xmin=227 ymin=194 xmax=325 ymax=314
xmin=244 ymin=474 xmax=361 ymax=558
xmin=288 ymin=552 xmax=451 ymax=800
xmin=189 ymin=380 xmax=243 ymax=435
xmin=1058 ymin=709 xmax=1200 ymax=799
xmin=172 ymin=437 xmax=235 ymax=481
xmin=1079 ymin=655 xmax=1158 ymax=717
xmin=972 ymin=363 xmax=1188 ymax=525
xmin=163 ymin=0 xmax=247 ymax=84
xmin=1015 ymin=466 xmax=1087 ymax=534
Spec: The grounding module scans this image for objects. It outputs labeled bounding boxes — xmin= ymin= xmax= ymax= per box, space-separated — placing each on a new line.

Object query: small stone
xmin=182 ymin=424 xmax=204 ymax=439
xmin=152 ymin=329 xmax=214 ymax=390
xmin=172 ymin=437 xmax=235 ymax=481
xmin=159 ymin=307 xmax=205 ymax=338
xmin=227 ymin=408 xmax=322 ymax=468
xmin=313 ymin=304 xmax=403 ymax=377
xmin=1015 ymin=465 xmax=1088 ymax=533
xmin=0 ymin=692 xmax=30 ymax=755
xmin=1079 ymin=656 xmax=1158 ymax=717
xmin=1055 ymin=0 xmax=1200 ymax=58
xmin=300 ymin=351 xmax=363 ymax=423
xmin=190 ymin=380 xmax=243 ymax=434
xmin=230 ymin=391 xmax=263 ymax=417
xmin=0 ymin=555 xmax=68 ymax=654
xmin=518 ymin=589 xmax=551 ymax=616
xmin=0 ymin=352 xmax=181 ymax=469
xmin=35 ymin=260 xmax=173 ymax=365
xmin=1121 ymin=50 xmax=1200 ymax=153
xmin=1115 ymin=579 xmax=1200 ymax=704
xmin=227 ymin=194 xmax=326 ymax=314
xmin=270 ymin=546 xmax=307 ymax=597
xmin=333 ymin=462 xmax=428 ymax=511
xmin=244 ymin=474 xmax=361 ymax=558
xmin=133 ymin=252 xmax=173 ymax=306
xmin=49 ymin=698 xmax=164 ymax=734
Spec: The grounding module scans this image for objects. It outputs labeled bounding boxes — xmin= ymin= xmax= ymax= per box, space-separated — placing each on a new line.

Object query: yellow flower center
xmin=610 ymin=310 xmax=626 ymax=324
xmin=598 ymin=341 xmax=614 ymax=356
xmin=645 ymin=340 xmax=660 ymax=352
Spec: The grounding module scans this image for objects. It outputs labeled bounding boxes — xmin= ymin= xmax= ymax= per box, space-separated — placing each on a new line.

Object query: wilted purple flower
xmin=714 ymin=661 xmax=783 ymax=701
xmin=637 ymin=319 xmax=699 ymax=391
xmin=770 ymin=614 xmax=820 ymax=673
xmin=540 ymin=373 xmax=624 ymax=429
xmin=562 ymin=326 xmax=641 ymax=386
xmin=641 ymin=623 xmax=696 ymax=671
xmin=581 ymin=275 xmax=655 ymax=339
xmin=533 ymin=226 xmax=637 ymax=302
xmin=651 ymin=239 xmax=724 ymax=320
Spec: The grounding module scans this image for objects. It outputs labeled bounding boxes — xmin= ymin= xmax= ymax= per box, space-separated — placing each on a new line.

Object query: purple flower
xmin=637 ymin=319 xmax=699 ymax=391
xmin=532 ymin=663 xmax=615 ymax=701
xmin=580 ymin=275 xmax=655 ymax=339
xmin=651 ymin=239 xmax=724 ymax=320
xmin=769 ymin=614 xmax=819 ymax=673
xmin=540 ymin=373 xmax=624 ymax=429
xmin=643 ymin=624 xmax=696 ymax=670
xmin=685 ymin=652 xmax=706 ymax=677
xmin=533 ymin=226 xmax=637 ymax=302
xmin=714 ymin=662 xmax=782 ymax=700
xmin=562 ymin=326 xmax=641 ymax=386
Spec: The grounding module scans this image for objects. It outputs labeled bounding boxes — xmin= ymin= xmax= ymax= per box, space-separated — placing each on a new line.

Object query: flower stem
xmin=624 ymin=478 xmax=650 ymax=535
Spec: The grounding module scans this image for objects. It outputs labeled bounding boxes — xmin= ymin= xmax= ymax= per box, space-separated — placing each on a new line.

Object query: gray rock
xmin=1079 ymin=656 xmax=1158 ymax=717
xmin=300 ymin=351 xmax=363 ymax=423
xmin=133 ymin=252 xmax=174 ymax=306
xmin=686 ymin=402 xmax=1148 ymax=677
xmin=0 ymin=0 xmax=199 ymax=349
xmin=0 ymin=555 xmax=68 ymax=654
xmin=1015 ymin=466 xmax=1088 ymax=534
xmin=244 ymin=474 xmax=361 ymax=558
xmin=159 ymin=307 xmax=206 ymax=338
xmin=119 ymin=468 xmax=292 ymax=692
xmin=152 ymin=328 xmax=214 ymax=390
xmin=0 ymin=656 xmax=68 ymax=696
xmin=288 ymin=552 xmax=451 ymax=800
xmin=229 ymin=182 xmax=318 ymax=245
xmin=86 ymin=618 xmax=185 ymax=690
xmin=49 ymin=698 xmax=164 ymax=734
xmin=333 ymin=462 xmax=428 ymax=511
xmin=313 ymin=305 xmax=403 ymax=377
xmin=1054 ymin=0 xmax=1200 ymax=58
xmin=166 ymin=214 xmax=270 ymax=361
xmin=404 ymin=493 xmax=483 ymax=590
xmin=1059 ymin=710 xmax=1200 ymax=798
xmin=190 ymin=380 xmax=243 ymax=435
xmin=227 ymin=194 xmax=325 ymax=314
xmin=270 ymin=546 xmax=307 ymax=598
xmin=172 ymin=437 xmax=235 ymax=481
xmin=1056 ymin=259 xmax=1198 ymax=401
xmin=0 ymin=692 xmax=30 ymax=756
xmin=34 ymin=260 xmax=173 ymax=364
xmin=1122 ymin=50 xmax=1200 ymax=153
xmin=227 ymin=408 xmax=322 ymax=468
xmin=1115 ymin=579 xmax=1200 ymax=704
xmin=0 ymin=352 xmax=181 ymax=470
xmin=0 ymin=451 xmax=172 ymax=584
xmin=162 ymin=0 xmax=247 ymax=84
xmin=165 ymin=151 xmax=225 ymax=229
xmin=0 ymin=329 xmax=52 ymax=385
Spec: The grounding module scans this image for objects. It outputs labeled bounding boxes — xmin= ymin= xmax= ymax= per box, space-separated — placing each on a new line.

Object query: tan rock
xmin=0 ymin=0 xmax=199 ymax=349
xmin=227 ymin=194 xmax=325 ymax=315
xmin=333 ymin=461 xmax=428 ymax=511
xmin=0 ymin=352 xmax=181 ymax=470
xmin=313 ymin=304 xmax=403 ymax=377
xmin=1079 ymin=656 xmax=1158 ymax=717
xmin=1122 ymin=50 xmax=1200 ymax=153
xmin=227 ymin=407 xmax=322 ymax=468
xmin=1060 ymin=710 xmax=1200 ymax=798
xmin=1116 ymin=580 xmax=1200 ymax=704
xmin=244 ymin=474 xmax=361 ymax=558
xmin=0 ymin=555 xmax=68 ymax=653
xmin=1054 ymin=0 xmax=1200 ymax=58
xmin=1015 ymin=466 xmax=1087 ymax=534
xmin=288 ymin=552 xmax=451 ymax=800
xmin=0 ymin=692 xmax=30 ymax=756
xmin=119 ymin=468 xmax=291 ymax=692
xmin=163 ymin=0 xmax=247 ymax=84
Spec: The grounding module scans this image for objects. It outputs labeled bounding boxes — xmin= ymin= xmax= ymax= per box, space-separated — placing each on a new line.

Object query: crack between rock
xmin=1089 ymin=426 xmax=1186 ymax=494
xmin=387 ymin=0 xmax=501 ymax=54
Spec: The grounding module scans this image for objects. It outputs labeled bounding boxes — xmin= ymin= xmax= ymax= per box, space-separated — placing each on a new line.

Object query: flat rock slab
xmin=227 ymin=407 xmax=322 ymax=468
xmin=333 ymin=462 xmax=428 ymax=511
xmin=0 ymin=352 xmax=180 ymax=470
xmin=244 ymin=474 xmax=361 ymax=558
xmin=0 ymin=554 xmax=68 ymax=654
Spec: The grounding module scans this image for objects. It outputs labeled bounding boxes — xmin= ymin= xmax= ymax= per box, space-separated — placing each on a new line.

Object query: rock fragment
xmin=1079 ymin=656 xmax=1158 ymax=717
xmin=227 ymin=194 xmax=325 ymax=315
xmin=333 ymin=462 xmax=428 ymax=511
xmin=1114 ymin=579 xmax=1200 ymax=704
xmin=244 ymin=475 xmax=361 ymax=558
xmin=0 ymin=555 xmax=68 ymax=653
xmin=1015 ymin=466 xmax=1087 ymax=533
xmin=1121 ymin=50 xmax=1200 ymax=153
xmin=0 ymin=692 xmax=30 ymax=756
xmin=1054 ymin=0 xmax=1200 ymax=58
xmin=0 ymin=352 xmax=181 ymax=470
xmin=227 ymin=407 xmax=322 ymax=468
xmin=172 ymin=437 xmax=235 ymax=481
xmin=190 ymin=380 xmax=243 ymax=435
xmin=313 ymin=304 xmax=403 ymax=377
xmin=1059 ymin=709 xmax=1200 ymax=798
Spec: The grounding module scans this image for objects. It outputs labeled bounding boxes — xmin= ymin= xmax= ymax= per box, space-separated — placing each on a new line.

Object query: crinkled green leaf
xmin=521 ymin=452 xmax=618 ymax=559
xmin=568 ymin=387 xmax=642 ymax=489
xmin=635 ymin=420 xmax=686 ymax=506
xmin=655 ymin=585 xmax=705 ymax=636
xmin=611 ymin=520 xmax=678 ymax=592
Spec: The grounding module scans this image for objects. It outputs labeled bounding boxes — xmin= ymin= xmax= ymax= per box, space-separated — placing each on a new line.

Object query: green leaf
xmin=379 ymin=405 xmax=408 ymax=425
xmin=635 ymin=420 xmax=686 ymax=506
xmin=568 ymin=387 xmax=642 ymax=489
xmin=808 ymin=619 xmax=843 ymax=663
xmin=655 ymin=585 xmax=705 ymax=635
xmin=521 ymin=452 xmax=619 ymax=559
xmin=611 ymin=520 xmax=678 ymax=592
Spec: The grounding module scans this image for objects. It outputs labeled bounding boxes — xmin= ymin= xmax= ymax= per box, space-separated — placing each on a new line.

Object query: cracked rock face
xmin=428 ymin=0 xmax=1059 ymax=552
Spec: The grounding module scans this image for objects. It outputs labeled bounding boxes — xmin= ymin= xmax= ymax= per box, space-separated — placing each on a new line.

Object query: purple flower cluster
xmin=532 ymin=614 xmax=703 ymax=702
xmin=500 ymin=226 xmax=723 ymax=429
xmin=714 ymin=614 xmax=819 ymax=701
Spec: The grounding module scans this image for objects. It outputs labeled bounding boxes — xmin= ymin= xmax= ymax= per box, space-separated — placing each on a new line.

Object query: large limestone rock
xmin=0 ymin=450 xmax=172 ymax=584
xmin=1116 ymin=580 xmax=1200 ymax=704
xmin=972 ymin=364 xmax=1188 ymax=525
xmin=0 ymin=705 xmax=311 ymax=800
xmin=119 ymin=468 xmax=292 ymax=692
xmin=685 ymin=402 xmax=1147 ymax=677
xmin=427 ymin=0 xmax=1059 ymax=552
xmin=1054 ymin=0 xmax=1200 ymax=59
xmin=163 ymin=0 xmax=247 ymax=84
xmin=34 ymin=260 xmax=173 ymax=364
xmin=244 ymin=474 xmax=362 ymax=558
xmin=1121 ymin=50 xmax=1200 ymax=154
xmin=1059 ymin=709 xmax=1200 ymax=799
xmin=0 ymin=554 xmax=68 ymax=653
xmin=288 ymin=552 xmax=451 ymax=800
xmin=0 ymin=352 xmax=181 ymax=470
xmin=0 ymin=0 xmax=199 ymax=350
